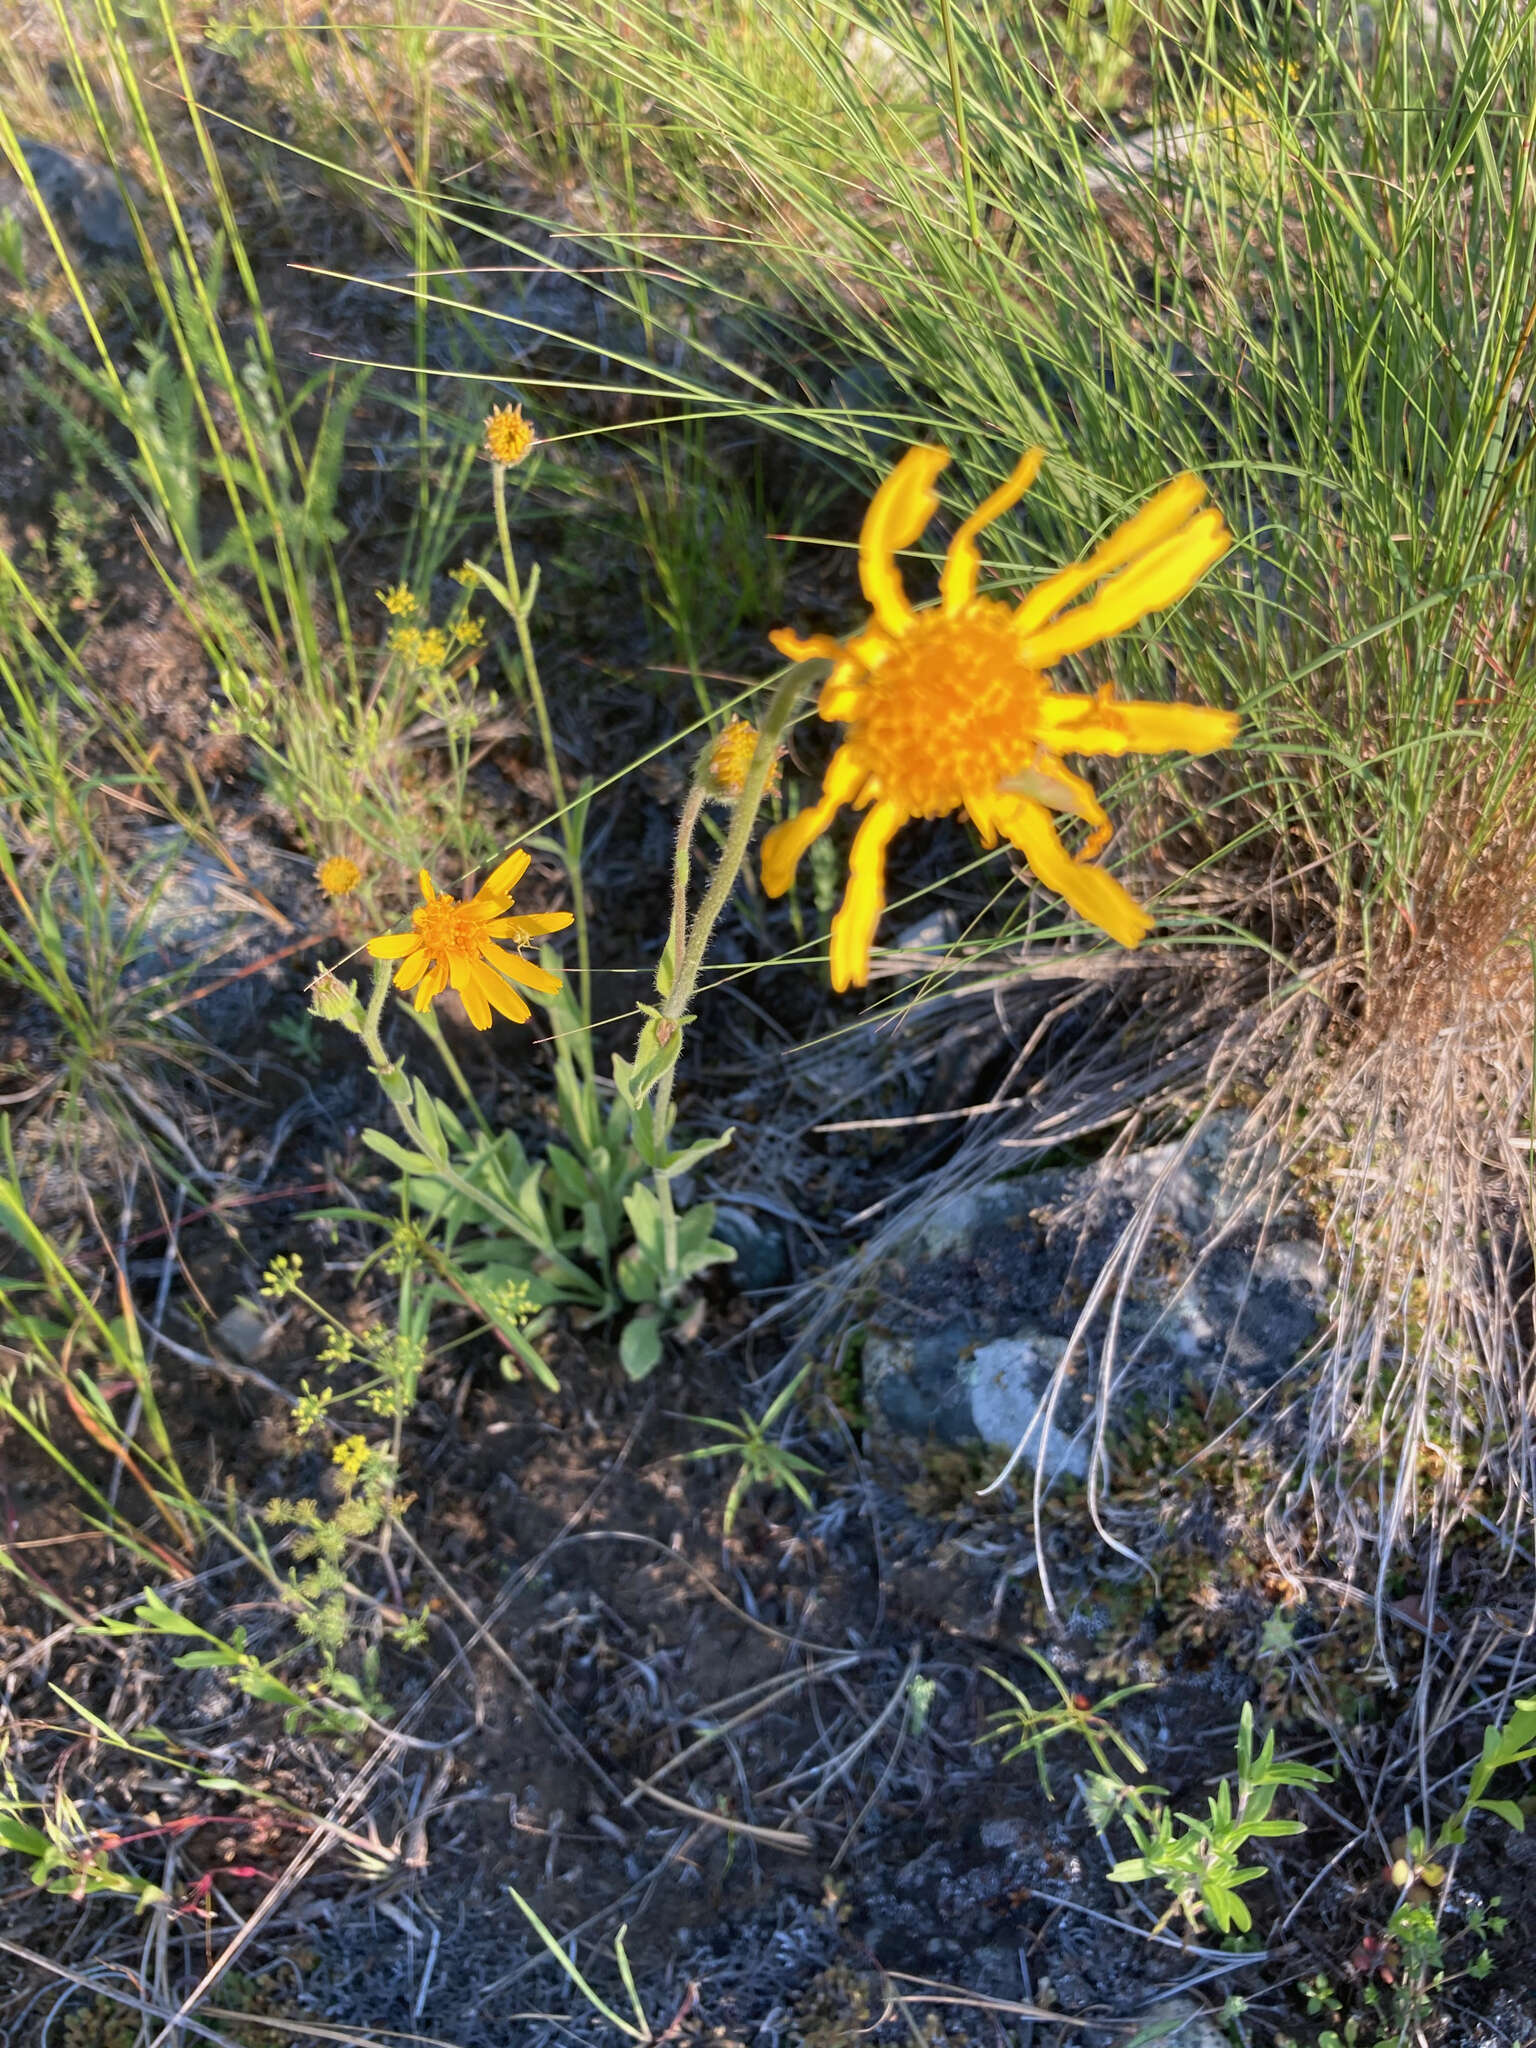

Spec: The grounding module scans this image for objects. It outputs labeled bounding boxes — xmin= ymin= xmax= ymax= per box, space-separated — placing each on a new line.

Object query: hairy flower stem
xmin=643 ymin=662 xmax=813 ymax=1298
xmin=664 ymin=786 xmax=707 ymax=1000
xmin=492 ymin=462 xmax=593 ymax=1069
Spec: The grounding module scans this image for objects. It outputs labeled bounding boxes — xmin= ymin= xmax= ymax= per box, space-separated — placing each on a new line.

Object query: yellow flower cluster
xmin=386 ymin=610 xmax=483 ymax=675
xmin=761 ymin=445 xmax=1237 ymax=988
xmin=332 ymin=1435 xmax=369 ymax=1479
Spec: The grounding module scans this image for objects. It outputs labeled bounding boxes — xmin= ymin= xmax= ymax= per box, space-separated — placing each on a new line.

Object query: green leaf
xmin=622 ymin=1183 xmax=666 ymax=1264
xmin=0 ymin=1817 xmax=51 ymax=1860
xmin=362 ymin=1128 xmax=441 ymax=1178
xmin=617 ymin=1243 xmax=662 ymax=1304
xmin=619 ymin=1313 xmax=663 ymax=1380
xmin=410 ymin=1082 xmax=450 ymax=1164
xmin=1473 ymin=1797 xmax=1526 ymax=1831
xmin=653 ymin=1129 xmax=736 ymax=1179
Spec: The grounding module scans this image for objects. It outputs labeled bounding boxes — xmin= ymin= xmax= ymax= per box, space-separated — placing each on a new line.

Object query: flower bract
xmin=366 ymin=851 xmax=573 ymax=1029
xmin=760 ymin=445 xmax=1240 ymax=989
xmin=701 ymin=716 xmax=777 ymax=802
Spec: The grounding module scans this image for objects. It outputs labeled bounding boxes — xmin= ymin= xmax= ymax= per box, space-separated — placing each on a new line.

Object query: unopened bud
xmin=696 ymin=717 xmax=780 ymax=804
xmin=309 ymin=969 xmax=365 ymax=1030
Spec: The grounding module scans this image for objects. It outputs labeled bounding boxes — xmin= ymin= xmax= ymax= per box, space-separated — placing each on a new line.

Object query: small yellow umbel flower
xmin=761 ymin=445 xmax=1239 ymax=989
xmin=366 ymin=851 xmax=573 ymax=1029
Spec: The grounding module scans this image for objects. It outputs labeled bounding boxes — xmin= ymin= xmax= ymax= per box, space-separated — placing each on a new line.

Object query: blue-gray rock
xmin=711 ymin=1205 xmax=791 ymax=1292
xmin=861 ymin=1119 xmax=1328 ymax=1464
xmin=17 ymin=140 xmax=140 ymax=258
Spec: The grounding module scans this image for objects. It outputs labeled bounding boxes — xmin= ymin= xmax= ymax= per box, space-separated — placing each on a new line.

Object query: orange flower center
xmin=850 ymin=601 xmax=1045 ymax=818
xmin=413 ymin=893 xmax=489 ymax=961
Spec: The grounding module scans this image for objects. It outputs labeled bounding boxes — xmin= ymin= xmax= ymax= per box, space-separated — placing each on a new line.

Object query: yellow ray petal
xmin=769 ymin=627 xmax=849 ymax=666
xmin=393 ymin=946 xmax=433 ymax=994
xmin=1035 ymin=690 xmax=1241 ymax=758
xmin=446 ymin=955 xmax=487 ymax=1028
xmin=829 ymin=799 xmax=904 ymax=991
xmin=483 ymin=848 xmax=531 ymax=898
xmin=367 ymin=932 xmax=420 ymax=960
xmin=474 ymin=964 xmax=533 ymax=1024
xmin=986 ymin=792 xmax=1154 ymax=949
xmin=414 ymin=961 xmax=449 ymax=1010
xmin=1011 ymin=475 xmax=1218 ymax=640
xmin=859 ymin=444 xmax=951 ymax=637
xmin=485 ymin=911 xmax=575 ymax=941
xmin=940 ymin=446 xmax=1044 ymax=614
xmin=760 ymin=744 xmax=870 ymax=898
xmin=996 ymin=752 xmax=1114 ymax=858
xmin=478 ymin=942 xmax=564 ymax=994
xmin=418 ymin=869 xmax=437 ymax=901
xmin=1014 ymin=511 xmax=1231 ymax=668
xmin=1082 ymin=471 xmax=1209 ymax=577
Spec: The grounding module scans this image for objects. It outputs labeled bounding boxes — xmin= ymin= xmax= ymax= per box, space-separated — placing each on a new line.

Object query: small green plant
xmin=980 ymin=1648 xmax=1153 ymax=1800
xmin=679 ymin=1361 xmax=823 ymax=1534
xmin=1299 ymin=1893 xmax=1507 ymax=2046
xmin=0 ymin=1734 xmax=167 ymax=1911
xmin=311 ymin=417 xmax=844 ymax=1389
xmin=1438 ymin=1693 xmax=1536 ymax=1844
xmin=1104 ymin=1703 xmax=1329 ymax=1937
xmin=508 ymin=1888 xmax=656 ymax=2042
xmin=986 ymin=1664 xmax=1325 ymax=1939
xmin=91 ymin=1585 xmax=381 ymax=1740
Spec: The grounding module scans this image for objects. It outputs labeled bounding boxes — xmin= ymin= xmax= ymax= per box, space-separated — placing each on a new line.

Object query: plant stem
xmin=640 ymin=661 xmax=814 ymax=1301
xmin=356 ymin=963 xmax=592 ymax=1312
xmin=492 ymin=460 xmax=593 ymax=1060
xmin=665 ymin=784 xmax=707 ymax=998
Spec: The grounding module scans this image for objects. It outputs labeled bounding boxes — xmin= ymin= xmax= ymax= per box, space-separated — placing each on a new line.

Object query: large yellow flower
xmin=366 ymin=851 xmax=572 ymax=1029
xmin=760 ymin=445 xmax=1239 ymax=989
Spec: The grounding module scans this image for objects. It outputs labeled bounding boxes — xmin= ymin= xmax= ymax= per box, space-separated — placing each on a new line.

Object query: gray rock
xmin=1084 ymin=119 xmax=1205 ymax=203
xmin=860 ymin=1118 xmax=1327 ymax=1459
xmin=16 ymin=140 xmax=140 ymax=257
xmin=213 ymin=1302 xmax=273 ymax=1363
xmin=711 ymin=1205 xmax=790 ymax=1291
xmin=865 ymin=1325 xmax=1087 ymax=1476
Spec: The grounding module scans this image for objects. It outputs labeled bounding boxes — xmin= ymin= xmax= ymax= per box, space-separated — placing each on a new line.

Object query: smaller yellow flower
xmin=317 ymin=855 xmax=361 ymax=898
xmin=450 ymin=561 xmax=479 ymax=586
xmin=366 ymin=851 xmax=575 ymax=1030
xmin=416 ymin=627 xmax=450 ymax=669
xmin=485 ymin=403 xmax=536 ymax=467
xmin=332 ymin=1434 xmax=369 ymax=1479
xmin=455 ymin=614 xmax=486 ymax=648
xmin=377 ymin=583 xmax=417 ymax=617
xmin=389 ymin=624 xmax=423 ymax=663
xmin=700 ymin=717 xmax=779 ymax=803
